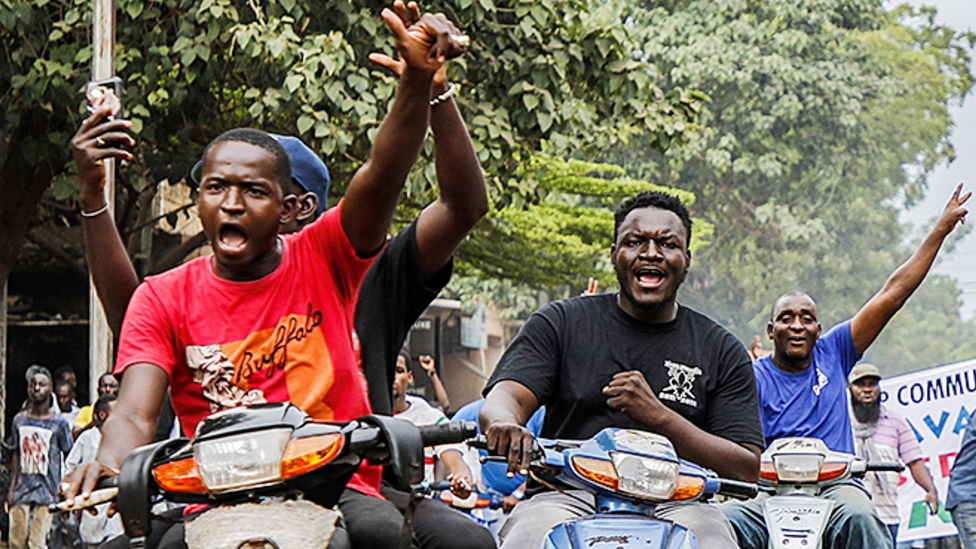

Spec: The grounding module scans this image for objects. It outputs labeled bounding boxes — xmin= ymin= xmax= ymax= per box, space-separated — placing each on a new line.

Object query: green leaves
xmin=8 ymin=0 xmax=970 ymax=371
xmin=457 ymin=153 xmax=710 ymax=289
xmin=616 ymin=0 xmax=975 ymax=370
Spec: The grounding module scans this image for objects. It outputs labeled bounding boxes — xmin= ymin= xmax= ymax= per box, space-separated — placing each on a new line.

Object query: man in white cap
xmin=848 ymin=363 xmax=939 ymax=541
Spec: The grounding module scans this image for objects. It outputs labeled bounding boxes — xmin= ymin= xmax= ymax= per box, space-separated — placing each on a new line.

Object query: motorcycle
xmin=58 ymin=402 xmax=476 ymax=549
xmin=758 ymin=437 xmax=903 ymax=549
xmin=483 ymin=427 xmax=760 ymax=549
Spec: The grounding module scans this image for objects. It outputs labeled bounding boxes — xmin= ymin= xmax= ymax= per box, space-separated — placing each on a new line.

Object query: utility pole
xmin=89 ymin=0 xmax=116 ymax=402
xmin=1 ymin=281 xmax=6 ymax=438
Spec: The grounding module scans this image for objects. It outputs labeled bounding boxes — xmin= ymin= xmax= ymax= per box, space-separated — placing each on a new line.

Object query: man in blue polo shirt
xmin=722 ymin=184 xmax=970 ymax=549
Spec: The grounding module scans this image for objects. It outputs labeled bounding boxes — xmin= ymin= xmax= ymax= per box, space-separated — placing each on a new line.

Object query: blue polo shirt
xmin=753 ymin=320 xmax=859 ymax=454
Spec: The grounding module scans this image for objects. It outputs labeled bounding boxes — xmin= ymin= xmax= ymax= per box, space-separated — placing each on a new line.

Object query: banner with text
xmin=881 ymin=357 xmax=975 ymax=542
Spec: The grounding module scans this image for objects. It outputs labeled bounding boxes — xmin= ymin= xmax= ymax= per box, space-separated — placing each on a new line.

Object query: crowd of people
xmin=1 ymin=2 xmax=975 ymax=549
xmin=4 ymin=364 xmax=122 ymax=549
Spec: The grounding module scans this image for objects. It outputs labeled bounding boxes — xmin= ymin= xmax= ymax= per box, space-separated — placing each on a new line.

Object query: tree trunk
xmin=0 ymin=116 xmax=60 ymax=288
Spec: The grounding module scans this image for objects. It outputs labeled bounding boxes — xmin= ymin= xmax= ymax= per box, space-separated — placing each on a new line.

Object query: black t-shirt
xmin=485 ymin=294 xmax=764 ymax=449
xmin=355 ymin=220 xmax=453 ymax=415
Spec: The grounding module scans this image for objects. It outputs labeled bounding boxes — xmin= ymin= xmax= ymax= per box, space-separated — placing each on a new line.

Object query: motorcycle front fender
xmin=543 ymin=515 xmax=696 ymax=549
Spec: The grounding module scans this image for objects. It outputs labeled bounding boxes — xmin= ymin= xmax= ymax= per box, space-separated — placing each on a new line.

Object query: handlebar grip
xmin=718 ymin=479 xmax=760 ymax=501
xmin=420 ymin=421 xmax=478 ymax=447
xmin=50 ymin=484 xmax=119 ymax=512
xmin=867 ymin=462 xmax=904 ymax=472
xmin=428 ymin=480 xmax=453 ymax=491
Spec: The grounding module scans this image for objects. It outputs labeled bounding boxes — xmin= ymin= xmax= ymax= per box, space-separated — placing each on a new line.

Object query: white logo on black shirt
xmin=659 ymin=360 xmax=703 ymax=407
xmin=812 ymin=367 xmax=829 ymax=396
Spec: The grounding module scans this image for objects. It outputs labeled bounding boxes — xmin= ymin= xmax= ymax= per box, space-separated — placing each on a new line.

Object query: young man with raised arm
xmin=63 ymin=6 xmax=470 ymax=549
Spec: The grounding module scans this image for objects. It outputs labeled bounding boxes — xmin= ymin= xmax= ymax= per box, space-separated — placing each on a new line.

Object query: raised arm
xmin=341 ymin=3 xmax=468 ymax=257
xmin=413 ymin=74 xmax=488 ymax=276
xmin=851 ymin=183 xmax=970 ymax=355
xmin=70 ymin=104 xmax=139 ymax=335
xmin=367 ymin=4 xmax=487 ymax=277
xmin=61 ymin=364 xmax=168 ymax=505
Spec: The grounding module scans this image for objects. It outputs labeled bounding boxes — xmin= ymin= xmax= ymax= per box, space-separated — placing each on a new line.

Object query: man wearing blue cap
xmin=273 ymin=134 xmax=333 ymax=229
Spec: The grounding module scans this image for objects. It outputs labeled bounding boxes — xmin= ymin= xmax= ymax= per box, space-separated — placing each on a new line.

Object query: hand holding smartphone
xmin=86 ymin=76 xmax=123 ymax=122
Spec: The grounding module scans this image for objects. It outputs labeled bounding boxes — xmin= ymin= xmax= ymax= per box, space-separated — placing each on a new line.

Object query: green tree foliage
xmin=607 ymin=0 xmax=976 ymax=371
xmin=0 ymin=0 xmax=704 ymax=285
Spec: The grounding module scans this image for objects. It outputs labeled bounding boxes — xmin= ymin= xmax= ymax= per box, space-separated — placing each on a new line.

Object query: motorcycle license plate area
xmin=762 ymin=495 xmax=834 ymax=549
xmin=184 ymin=499 xmax=340 ymax=549
xmin=544 ymin=515 xmax=696 ymax=549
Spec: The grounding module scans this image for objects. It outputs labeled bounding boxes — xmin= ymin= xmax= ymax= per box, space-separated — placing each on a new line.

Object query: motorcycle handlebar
xmin=50 ymin=476 xmax=120 ymax=512
xmin=420 ymin=421 xmax=478 ymax=447
xmin=866 ymin=461 xmax=904 ymax=473
xmin=716 ymin=479 xmax=760 ymax=501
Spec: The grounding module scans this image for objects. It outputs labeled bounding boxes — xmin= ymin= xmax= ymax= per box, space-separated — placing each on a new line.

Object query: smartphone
xmin=86 ymin=76 xmax=123 ymax=120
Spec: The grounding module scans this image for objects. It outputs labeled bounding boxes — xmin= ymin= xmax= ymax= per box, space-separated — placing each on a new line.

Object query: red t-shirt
xmin=116 ymin=201 xmax=381 ymax=497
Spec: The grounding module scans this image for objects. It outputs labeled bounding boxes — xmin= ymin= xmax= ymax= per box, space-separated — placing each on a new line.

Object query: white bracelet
xmin=80 ymin=203 xmax=110 ymax=218
xmin=429 ymin=83 xmax=457 ymax=107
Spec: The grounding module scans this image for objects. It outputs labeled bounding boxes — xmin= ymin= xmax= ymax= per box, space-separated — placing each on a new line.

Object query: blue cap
xmin=189 ymin=135 xmax=331 ymax=214
xmin=271 ymin=134 xmax=331 ymax=214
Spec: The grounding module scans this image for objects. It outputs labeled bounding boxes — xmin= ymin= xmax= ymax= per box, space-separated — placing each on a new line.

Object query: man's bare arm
xmin=438 ymin=449 xmax=474 ymax=498
xmin=365 ymin=3 xmax=485 ymax=274
xmin=908 ymin=459 xmax=940 ymax=514
xmin=61 ymin=364 xmax=168 ymax=504
xmin=851 ymin=183 xmax=970 ymax=355
xmin=480 ymin=380 xmax=541 ymax=477
xmin=412 ymin=76 xmax=487 ymax=277
xmin=6 ymin=446 xmax=19 ymax=508
xmin=71 ymin=105 xmax=140 ymax=334
xmin=342 ymin=5 xmax=467 ymax=257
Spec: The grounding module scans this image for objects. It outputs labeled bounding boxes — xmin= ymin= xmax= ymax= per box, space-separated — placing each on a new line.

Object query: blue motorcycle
xmin=501 ymin=427 xmax=759 ymax=549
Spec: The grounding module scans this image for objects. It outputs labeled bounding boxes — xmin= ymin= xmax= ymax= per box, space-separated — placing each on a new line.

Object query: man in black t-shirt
xmin=481 ymin=191 xmax=763 ymax=549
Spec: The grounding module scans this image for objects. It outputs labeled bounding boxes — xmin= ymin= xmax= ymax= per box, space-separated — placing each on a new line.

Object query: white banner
xmin=881 ymin=357 xmax=976 ymax=542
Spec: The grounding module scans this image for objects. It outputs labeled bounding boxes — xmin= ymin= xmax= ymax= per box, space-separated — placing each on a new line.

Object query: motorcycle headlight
xmin=194 ymin=428 xmax=291 ymax=493
xmin=611 ymin=451 xmax=679 ymax=501
xmin=771 ymin=454 xmax=825 ymax=483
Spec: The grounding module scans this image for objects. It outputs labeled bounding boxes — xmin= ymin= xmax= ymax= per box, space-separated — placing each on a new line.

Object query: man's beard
xmin=852 ymin=397 xmax=881 ymax=424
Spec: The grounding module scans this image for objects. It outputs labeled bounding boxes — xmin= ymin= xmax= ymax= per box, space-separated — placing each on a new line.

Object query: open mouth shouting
xmin=216 ymin=223 xmax=248 ymax=255
xmin=635 ymin=267 xmax=666 ymax=290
